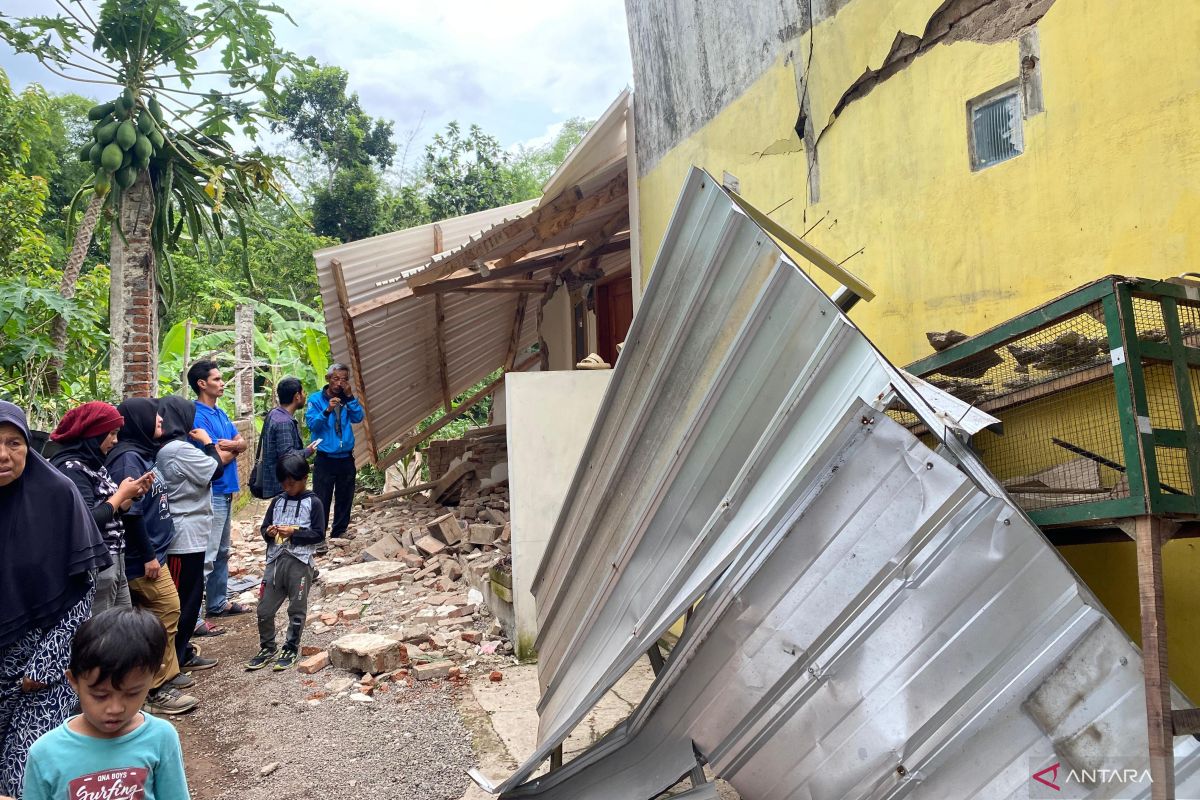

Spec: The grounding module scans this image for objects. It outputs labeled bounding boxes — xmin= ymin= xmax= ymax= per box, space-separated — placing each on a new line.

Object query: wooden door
xmin=596 ymin=273 xmax=634 ymax=366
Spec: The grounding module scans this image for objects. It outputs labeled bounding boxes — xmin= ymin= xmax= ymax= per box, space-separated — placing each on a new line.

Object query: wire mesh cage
xmin=903 ymin=276 xmax=1200 ymax=528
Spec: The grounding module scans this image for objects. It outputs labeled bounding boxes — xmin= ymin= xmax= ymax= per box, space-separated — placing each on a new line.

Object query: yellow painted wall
xmin=635 ymin=0 xmax=1200 ymax=694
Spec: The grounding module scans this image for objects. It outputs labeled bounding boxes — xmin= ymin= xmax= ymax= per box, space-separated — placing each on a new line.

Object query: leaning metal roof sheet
xmin=471 ymin=167 xmax=1200 ymax=799
xmin=314 ymin=201 xmax=538 ymax=463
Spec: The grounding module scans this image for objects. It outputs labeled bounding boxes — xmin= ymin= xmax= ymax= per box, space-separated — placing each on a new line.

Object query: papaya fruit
xmin=87 ymin=102 xmax=115 ymax=121
xmin=116 ymin=166 xmax=137 ymax=189
xmin=78 ymin=142 xmax=94 ymax=162
xmin=96 ymin=120 xmax=120 ymax=146
xmin=137 ymin=112 xmax=155 ymax=135
xmin=120 ymin=148 xmax=132 ymax=169
xmin=133 ymin=134 xmax=153 ymax=165
xmin=122 ymin=87 xmax=134 ymax=106
xmin=89 ymin=143 xmax=103 ymax=169
xmin=94 ymin=171 xmax=111 ymax=195
xmin=116 ymin=120 xmax=137 ymax=150
xmin=148 ymin=95 xmax=164 ymax=124
xmin=100 ymin=142 xmax=123 ymax=172
xmin=148 ymin=129 xmax=165 ymax=151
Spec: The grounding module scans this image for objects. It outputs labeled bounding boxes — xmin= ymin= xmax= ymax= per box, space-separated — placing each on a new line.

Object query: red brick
xmin=297 ymin=651 xmax=330 ymax=674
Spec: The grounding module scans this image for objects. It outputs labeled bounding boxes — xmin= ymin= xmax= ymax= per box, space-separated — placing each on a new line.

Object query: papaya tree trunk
xmin=108 ymin=171 xmax=158 ymax=398
xmin=46 ymin=192 xmax=105 ymax=394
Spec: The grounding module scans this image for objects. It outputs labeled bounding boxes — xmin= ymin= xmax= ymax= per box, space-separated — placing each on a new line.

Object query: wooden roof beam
xmin=433 ymin=295 xmax=452 ymax=413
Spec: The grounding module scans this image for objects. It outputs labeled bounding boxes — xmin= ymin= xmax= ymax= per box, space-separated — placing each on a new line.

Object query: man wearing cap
xmin=305 ymin=363 xmax=364 ymax=549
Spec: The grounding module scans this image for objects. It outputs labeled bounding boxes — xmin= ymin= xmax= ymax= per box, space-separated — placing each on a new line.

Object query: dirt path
xmin=175 ymin=612 xmax=477 ymax=799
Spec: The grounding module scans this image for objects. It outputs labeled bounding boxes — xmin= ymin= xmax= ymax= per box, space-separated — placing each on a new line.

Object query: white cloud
xmin=0 ymin=0 xmax=633 ymax=152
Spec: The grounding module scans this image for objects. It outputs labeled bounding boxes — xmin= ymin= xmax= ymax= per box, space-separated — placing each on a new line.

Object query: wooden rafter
xmin=504 ymin=273 xmax=533 ymax=371
xmin=407 ymin=167 xmax=628 ymax=289
xmin=330 ymin=259 xmax=379 ymax=463
xmin=411 ymin=237 xmax=630 ymax=297
xmin=491 ymin=170 xmax=628 ymax=271
xmin=377 ymin=352 xmax=540 ymax=469
xmin=346 ymin=285 xmax=414 ymax=319
xmin=433 ymin=295 xmax=452 ymax=413
xmin=550 ymin=208 xmax=630 ymax=279
xmin=444 ymin=280 xmax=552 ymax=294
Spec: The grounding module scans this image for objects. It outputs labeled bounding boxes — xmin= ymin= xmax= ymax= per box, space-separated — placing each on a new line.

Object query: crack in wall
xmin=823 ymin=0 xmax=1056 ymax=135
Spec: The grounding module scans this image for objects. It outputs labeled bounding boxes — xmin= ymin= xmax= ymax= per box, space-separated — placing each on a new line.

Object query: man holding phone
xmin=305 ymin=364 xmax=364 ymax=550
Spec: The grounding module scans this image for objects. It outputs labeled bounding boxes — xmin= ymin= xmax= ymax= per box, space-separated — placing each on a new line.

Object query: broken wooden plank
xmin=360 ymin=480 xmax=439 ymax=506
xmin=376 ymin=353 xmax=539 ymax=470
xmin=434 ymin=295 xmax=452 ymax=413
xmin=445 ymin=280 xmax=552 ymax=294
xmin=331 ymin=259 xmax=379 ymax=463
xmin=409 ymin=237 xmax=630 ymax=297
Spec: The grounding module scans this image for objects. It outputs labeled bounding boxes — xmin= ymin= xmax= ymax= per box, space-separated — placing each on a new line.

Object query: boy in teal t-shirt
xmin=21 ymin=608 xmax=190 ymax=800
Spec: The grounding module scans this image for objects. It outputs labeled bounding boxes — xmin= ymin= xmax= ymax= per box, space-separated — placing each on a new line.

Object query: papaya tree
xmin=0 ymin=0 xmax=297 ymax=396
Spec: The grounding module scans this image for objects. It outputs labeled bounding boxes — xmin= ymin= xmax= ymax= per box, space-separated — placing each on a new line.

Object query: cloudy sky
xmin=0 ymin=0 xmax=634 ymax=163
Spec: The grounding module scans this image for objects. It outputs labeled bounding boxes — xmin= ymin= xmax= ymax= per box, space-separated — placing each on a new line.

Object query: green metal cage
xmin=902 ymin=276 xmax=1200 ymax=530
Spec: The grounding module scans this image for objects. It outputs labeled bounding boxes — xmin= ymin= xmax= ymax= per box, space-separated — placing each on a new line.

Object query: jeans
xmin=205 ymin=493 xmax=233 ymax=615
xmin=128 ymin=568 xmax=182 ymax=689
xmin=91 ymin=556 xmax=131 ymax=616
xmin=313 ymin=453 xmax=356 ymax=537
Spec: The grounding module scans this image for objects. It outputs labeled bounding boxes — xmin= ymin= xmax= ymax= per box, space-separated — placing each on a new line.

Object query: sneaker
xmin=246 ymin=647 xmax=278 ymax=671
xmin=272 ymin=647 xmax=299 ymax=671
xmin=181 ymin=654 xmax=218 ymax=671
xmin=144 ymin=686 xmax=199 ymax=716
xmin=314 ymin=543 xmax=329 ymax=556
xmin=167 ymin=673 xmax=195 ymax=689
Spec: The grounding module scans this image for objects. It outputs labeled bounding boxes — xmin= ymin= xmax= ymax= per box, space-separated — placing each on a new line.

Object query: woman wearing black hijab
xmin=107 ymin=398 xmax=199 ymax=716
xmin=155 ymin=395 xmax=233 ymax=673
xmin=0 ymin=401 xmax=110 ymax=797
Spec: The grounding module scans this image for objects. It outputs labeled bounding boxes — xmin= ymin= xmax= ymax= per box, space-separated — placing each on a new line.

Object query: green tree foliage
xmin=0 ymin=0 xmax=297 ymax=306
xmin=422 ymin=121 xmax=525 ymax=222
xmin=161 ymin=207 xmax=335 ymax=331
xmin=0 ymin=68 xmax=109 ymax=423
xmin=270 ymin=64 xmax=396 ymax=183
xmin=312 ymin=162 xmax=382 ymax=242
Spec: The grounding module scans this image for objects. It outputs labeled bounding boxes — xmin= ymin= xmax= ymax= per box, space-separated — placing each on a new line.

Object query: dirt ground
xmin=174 ymin=611 xmax=479 ymax=800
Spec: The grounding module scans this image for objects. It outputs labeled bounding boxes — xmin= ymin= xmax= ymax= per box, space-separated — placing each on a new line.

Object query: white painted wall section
xmin=505 ymin=370 xmax=613 ymax=660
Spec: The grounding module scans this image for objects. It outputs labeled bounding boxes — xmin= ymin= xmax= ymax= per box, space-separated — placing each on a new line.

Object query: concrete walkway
xmin=456 ymin=657 xmax=738 ymax=799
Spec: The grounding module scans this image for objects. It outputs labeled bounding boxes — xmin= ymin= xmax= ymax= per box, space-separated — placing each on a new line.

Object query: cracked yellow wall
xmin=635 ymin=0 xmax=1200 ymax=695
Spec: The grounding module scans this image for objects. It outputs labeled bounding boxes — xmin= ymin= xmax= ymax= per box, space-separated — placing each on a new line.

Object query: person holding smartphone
xmin=48 ymin=402 xmax=154 ymax=616
xmin=305 ymin=364 xmax=364 ymax=551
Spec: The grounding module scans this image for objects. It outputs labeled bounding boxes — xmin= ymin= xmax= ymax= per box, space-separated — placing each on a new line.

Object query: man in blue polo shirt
xmin=187 ymin=360 xmax=250 ymax=629
xmin=306 ymin=363 xmax=364 ymax=551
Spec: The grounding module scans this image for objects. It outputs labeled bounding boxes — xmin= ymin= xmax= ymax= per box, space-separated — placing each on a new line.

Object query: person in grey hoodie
xmin=155 ymin=396 xmax=233 ymax=674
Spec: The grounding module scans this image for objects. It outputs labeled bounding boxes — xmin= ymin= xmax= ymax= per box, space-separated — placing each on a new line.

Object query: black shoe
xmin=167 ymin=673 xmax=195 ymax=689
xmin=272 ymin=647 xmax=298 ymax=672
xmin=181 ymin=654 xmax=218 ymax=671
xmin=246 ymin=647 xmax=278 ymax=671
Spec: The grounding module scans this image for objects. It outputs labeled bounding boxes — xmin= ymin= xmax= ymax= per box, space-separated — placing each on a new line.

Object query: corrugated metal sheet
xmin=314 ymin=202 xmax=538 ymax=462
xmin=471 ymin=167 xmax=1200 ymax=799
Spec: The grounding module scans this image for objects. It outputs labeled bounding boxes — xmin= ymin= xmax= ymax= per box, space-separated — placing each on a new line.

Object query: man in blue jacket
xmin=305 ymin=363 xmax=364 ymax=548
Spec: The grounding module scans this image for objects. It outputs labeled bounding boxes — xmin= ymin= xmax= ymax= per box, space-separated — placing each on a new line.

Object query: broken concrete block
xmin=320 ymin=562 xmax=408 ymax=593
xmin=325 ymin=676 xmax=355 ymax=694
xmin=297 ymin=651 xmax=330 ymax=674
xmin=414 ymin=535 xmax=447 ymax=557
xmin=399 ymin=552 xmax=424 ymax=569
xmin=500 ymin=522 xmax=511 ymax=543
xmin=360 ymin=532 xmax=405 ymax=563
xmin=329 ymin=633 xmax=409 ymax=674
xmin=481 ymin=508 xmax=508 ymax=526
xmin=412 ymin=660 xmax=454 ymax=680
xmin=468 ymin=523 xmax=502 ymax=546
xmin=427 ymin=514 xmax=463 ymax=545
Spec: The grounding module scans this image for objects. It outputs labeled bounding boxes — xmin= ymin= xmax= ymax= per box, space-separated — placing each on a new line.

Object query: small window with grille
xmin=968 ymin=85 xmax=1024 ymax=170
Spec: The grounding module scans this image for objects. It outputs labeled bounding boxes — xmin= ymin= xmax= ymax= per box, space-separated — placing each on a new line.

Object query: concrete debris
xmin=216 ymin=459 xmax=518 ymax=706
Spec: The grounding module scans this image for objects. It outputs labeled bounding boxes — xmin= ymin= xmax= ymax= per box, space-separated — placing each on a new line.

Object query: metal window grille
xmin=970 ymin=89 xmax=1023 ymax=170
